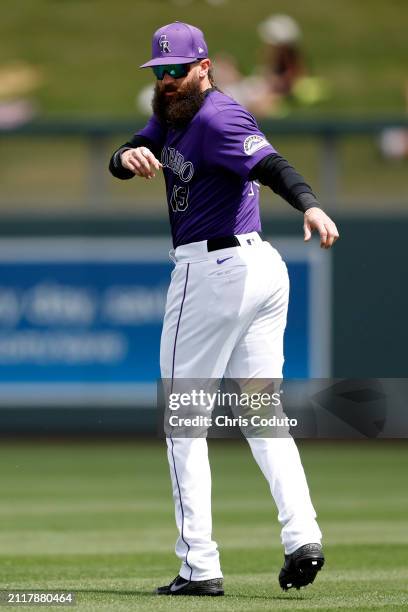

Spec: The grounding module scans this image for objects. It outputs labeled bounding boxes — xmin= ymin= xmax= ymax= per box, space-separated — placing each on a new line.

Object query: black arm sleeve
xmin=108 ymin=134 xmax=160 ymax=180
xmin=249 ymin=153 xmax=321 ymax=213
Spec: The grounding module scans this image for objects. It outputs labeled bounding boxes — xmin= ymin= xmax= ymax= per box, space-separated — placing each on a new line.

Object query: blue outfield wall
xmin=0 ymin=215 xmax=406 ymax=433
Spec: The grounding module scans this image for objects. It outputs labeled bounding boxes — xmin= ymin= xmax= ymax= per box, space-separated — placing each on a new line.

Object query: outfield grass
xmin=0 ymin=440 xmax=407 ymax=610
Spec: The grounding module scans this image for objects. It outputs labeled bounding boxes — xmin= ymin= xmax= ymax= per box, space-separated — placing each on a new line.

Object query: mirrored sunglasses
xmin=152 ymin=64 xmax=191 ymax=80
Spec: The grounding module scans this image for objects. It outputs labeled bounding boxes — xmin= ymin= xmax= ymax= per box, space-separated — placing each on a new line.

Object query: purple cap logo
xmin=159 ymin=35 xmax=171 ymax=54
xmin=140 ymin=22 xmax=209 ymax=68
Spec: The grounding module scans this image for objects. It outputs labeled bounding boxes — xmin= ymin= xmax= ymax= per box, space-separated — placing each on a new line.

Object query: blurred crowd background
xmin=0 ymin=0 xmax=407 ymax=430
xmin=1 ymin=0 xmax=408 ymax=214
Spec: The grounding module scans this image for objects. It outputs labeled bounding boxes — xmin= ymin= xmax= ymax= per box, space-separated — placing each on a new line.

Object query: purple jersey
xmin=137 ymin=90 xmax=276 ymax=247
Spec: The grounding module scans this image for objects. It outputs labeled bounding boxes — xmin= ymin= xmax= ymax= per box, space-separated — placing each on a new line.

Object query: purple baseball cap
xmin=140 ymin=21 xmax=209 ymax=68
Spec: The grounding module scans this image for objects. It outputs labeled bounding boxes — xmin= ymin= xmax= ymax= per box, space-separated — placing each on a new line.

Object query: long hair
xmin=207 ymin=65 xmax=221 ymax=91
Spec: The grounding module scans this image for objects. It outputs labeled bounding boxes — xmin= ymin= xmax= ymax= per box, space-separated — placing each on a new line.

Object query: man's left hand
xmin=303 ymin=207 xmax=339 ymax=249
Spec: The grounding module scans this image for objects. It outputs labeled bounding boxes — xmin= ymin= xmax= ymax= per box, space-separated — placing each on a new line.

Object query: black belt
xmin=207 ymin=233 xmax=261 ymax=252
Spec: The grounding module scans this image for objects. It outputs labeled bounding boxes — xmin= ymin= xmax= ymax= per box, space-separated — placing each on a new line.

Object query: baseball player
xmin=109 ymin=22 xmax=339 ymax=597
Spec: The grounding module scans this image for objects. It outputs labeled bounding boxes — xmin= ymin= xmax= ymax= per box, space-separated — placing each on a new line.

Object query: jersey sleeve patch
xmin=243 ymin=135 xmax=270 ymax=156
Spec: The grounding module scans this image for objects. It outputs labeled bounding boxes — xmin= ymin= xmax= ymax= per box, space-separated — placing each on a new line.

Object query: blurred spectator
xmin=380 ymin=128 xmax=408 ymax=159
xmin=210 ymin=53 xmax=241 ymax=89
xmin=258 ymin=14 xmax=305 ymax=96
xmin=211 ymin=15 xmax=329 ymax=118
xmin=137 ymin=82 xmax=154 ymax=116
xmin=211 ymin=53 xmax=274 ymax=115
xmin=252 ymin=14 xmax=329 ymax=117
xmin=379 ymin=80 xmax=408 ymax=160
xmin=0 ymin=61 xmax=43 ymax=128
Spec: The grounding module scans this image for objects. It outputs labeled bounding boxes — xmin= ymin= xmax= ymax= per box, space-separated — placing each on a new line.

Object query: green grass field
xmin=0 ymin=440 xmax=407 ymax=610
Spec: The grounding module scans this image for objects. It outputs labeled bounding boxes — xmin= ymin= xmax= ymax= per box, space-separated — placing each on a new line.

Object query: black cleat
xmin=156 ymin=574 xmax=224 ymax=596
xmin=279 ymin=543 xmax=325 ymax=591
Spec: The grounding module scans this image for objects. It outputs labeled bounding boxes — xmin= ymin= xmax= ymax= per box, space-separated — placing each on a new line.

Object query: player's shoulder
xmin=202 ymin=89 xmax=258 ymax=128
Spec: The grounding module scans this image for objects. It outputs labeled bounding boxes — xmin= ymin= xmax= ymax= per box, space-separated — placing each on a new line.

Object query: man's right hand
xmin=121 ymin=147 xmax=162 ymax=179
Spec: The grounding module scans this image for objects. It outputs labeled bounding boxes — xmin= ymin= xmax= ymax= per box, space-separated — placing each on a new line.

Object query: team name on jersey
xmin=161 ymin=147 xmax=195 ymax=183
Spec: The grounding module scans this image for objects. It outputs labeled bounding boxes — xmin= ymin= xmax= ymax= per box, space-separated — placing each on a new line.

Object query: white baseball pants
xmin=160 ymin=232 xmax=322 ymax=581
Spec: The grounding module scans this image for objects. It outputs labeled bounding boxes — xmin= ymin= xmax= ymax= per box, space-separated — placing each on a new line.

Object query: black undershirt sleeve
xmin=249 ymin=153 xmax=321 ymax=213
xmin=109 ymin=134 xmax=160 ymax=180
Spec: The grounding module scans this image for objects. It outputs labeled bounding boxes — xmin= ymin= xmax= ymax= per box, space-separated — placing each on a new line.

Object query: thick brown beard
xmin=152 ymin=75 xmax=206 ymax=129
